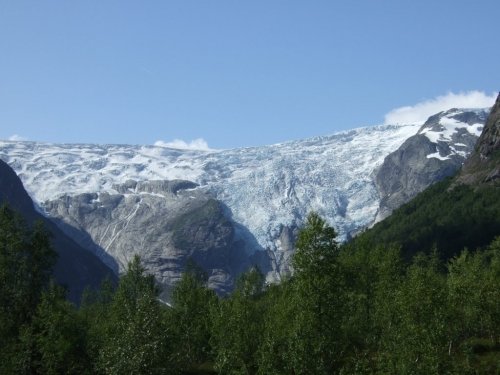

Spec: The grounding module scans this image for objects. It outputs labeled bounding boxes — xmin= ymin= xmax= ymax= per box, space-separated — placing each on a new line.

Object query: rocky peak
xmin=423 ymin=108 xmax=488 ymax=128
xmin=416 ymin=108 xmax=486 ymax=159
xmin=373 ymin=108 xmax=489 ymax=221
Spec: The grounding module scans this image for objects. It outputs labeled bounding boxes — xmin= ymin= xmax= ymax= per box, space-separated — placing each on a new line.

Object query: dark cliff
xmin=456 ymin=92 xmax=500 ymax=186
xmin=0 ymin=159 xmax=116 ymax=302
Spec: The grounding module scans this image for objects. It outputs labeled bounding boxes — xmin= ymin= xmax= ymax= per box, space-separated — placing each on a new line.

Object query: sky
xmin=0 ymin=1 xmax=498 ymax=150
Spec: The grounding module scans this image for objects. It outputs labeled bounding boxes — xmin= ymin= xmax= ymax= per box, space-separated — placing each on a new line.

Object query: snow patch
xmin=426 ymin=152 xmax=450 ymax=161
xmin=420 ymin=116 xmax=484 ymax=144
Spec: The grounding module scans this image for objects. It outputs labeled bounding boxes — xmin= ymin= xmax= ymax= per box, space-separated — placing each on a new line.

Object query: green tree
xmin=168 ymin=260 xmax=217 ymax=371
xmin=256 ymin=280 xmax=297 ymax=375
xmin=380 ymin=252 xmax=451 ymax=374
xmin=0 ymin=205 xmax=57 ymax=372
xmin=16 ymin=282 xmax=90 ymax=375
xmin=485 ymin=237 xmax=500 ymax=344
xmin=288 ymin=212 xmax=346 ymax=374
xmin=98 ymin=255 xmax=170 ymax=374
xmin=210 ymin=267 xmax=266 ymax=375
xmin=448 ymin=250 xmax=490 ymax=341
xmin=447 ymin=240 xmax=500 ymax=373
xmin=79 ymin=276 xmax=116 ymax=372
xmin=338 ymin=240 xmax=403 ymax=373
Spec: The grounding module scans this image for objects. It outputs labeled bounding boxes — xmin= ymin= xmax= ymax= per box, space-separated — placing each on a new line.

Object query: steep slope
xmin=0 ymin=159 xmax=116 ymax=302
xmin=354 ymin=95 xmax=500 ymax=259
xmin=374 ymin=108 xmax=488 ymax=221
xmin=456 ymin=92 xmax=500 ymax=186
xmin=358 ymin=178 xmax=500 ymax=259
xmin=44 ymin=180 xmax=260 ymax=298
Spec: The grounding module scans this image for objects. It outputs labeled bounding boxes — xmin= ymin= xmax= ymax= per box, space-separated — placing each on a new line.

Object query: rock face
xmin=0 ymin=159 xmax=116 ymax=303
xmin=43 ymin=180 xmax=263 ymax=299
xmin=374 ymin=108 xmax=488 ymax=221
xmin=456 ymin=93 xmax=500 ymax=186
xmin=0 ymin=158 xmax=36 ymax=215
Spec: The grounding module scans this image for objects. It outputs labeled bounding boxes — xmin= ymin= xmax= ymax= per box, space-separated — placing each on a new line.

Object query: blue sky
xmin=0 ymin=1 xmax=498 ymax=149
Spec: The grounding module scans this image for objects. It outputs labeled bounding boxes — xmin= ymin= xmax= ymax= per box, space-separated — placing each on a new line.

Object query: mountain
xmin=0 ymin=159 xmax=116 ymax=302
xmin=374 ymin=108 xmax=488 ymax=221
xmin=355 ymin=93 xmax=500 ymax=259
xmin=0 ymin=107 xmax=489 ymax=294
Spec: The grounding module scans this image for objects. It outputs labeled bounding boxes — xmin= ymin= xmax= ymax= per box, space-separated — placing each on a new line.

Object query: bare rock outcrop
xmin=43 ymin=180 xmax=260 ymax=300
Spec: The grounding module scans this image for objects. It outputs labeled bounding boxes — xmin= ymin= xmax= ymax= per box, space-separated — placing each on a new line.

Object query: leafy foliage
xmin=168 ymin=260 xmax=217 ymax=371
xmin=287 ymin=213 xmax=346 ymax=373
xmin=17 ymin=282 xmax=90 ymax=374
xmin=97 ymin=255 xmax=170 ymax=374
xmin=359 ymin=178 xmax=500 ymax=259
xmin=381 ymin=253 xmax=451 ymax=374
xmin=210 ymin=267 xmax=266 ymax=374
xmin=1 ymin=201 xmax=499 ymax=374
xmin=0 ymin=204 xmax=57 ymax=373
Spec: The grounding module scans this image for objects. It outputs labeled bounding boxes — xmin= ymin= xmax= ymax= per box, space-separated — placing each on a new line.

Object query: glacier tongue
xmin=0 ymin=123 xmax=421 ymax=259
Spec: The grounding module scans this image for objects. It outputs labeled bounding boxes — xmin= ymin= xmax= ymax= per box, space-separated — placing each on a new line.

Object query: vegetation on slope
xmin=358 ymin=177 xmax=500 ymax=260
xmin=1 ymin=205 xmax=499 ymax=374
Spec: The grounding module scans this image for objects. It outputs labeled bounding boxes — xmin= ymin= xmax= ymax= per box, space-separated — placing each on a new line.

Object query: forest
xmin=0 ymin=194 xmax=499 ymax=374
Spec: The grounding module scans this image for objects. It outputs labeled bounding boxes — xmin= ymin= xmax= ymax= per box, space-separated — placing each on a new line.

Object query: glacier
xmin=0 ymin=123 xmax=421 ymax=256
xmin=0 ymin=107 xmax=490 ymax=289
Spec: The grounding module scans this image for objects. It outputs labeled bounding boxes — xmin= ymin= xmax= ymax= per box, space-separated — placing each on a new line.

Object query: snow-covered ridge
xmin=0 ymin=123 xmax=421 ymax=252
xmin=418 ymin=108 xmax=487 ymax=161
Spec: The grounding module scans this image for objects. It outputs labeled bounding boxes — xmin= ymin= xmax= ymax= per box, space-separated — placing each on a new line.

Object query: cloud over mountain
xmin=8 ymin=134 xmax=27 ymax=141
xmin=384 ymin=91 xmax=496 ymax=125
xmin=154 ymin=138 xmax=212 ymax=151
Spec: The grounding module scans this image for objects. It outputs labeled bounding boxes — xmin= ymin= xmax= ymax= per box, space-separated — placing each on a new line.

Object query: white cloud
xmin=384 ymin=91 xmax=497 ymax=125
xmin=8 ymin=134 xmax=28 ymax=141
xmin=154 ymin=138 xmax=212 ymax=151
